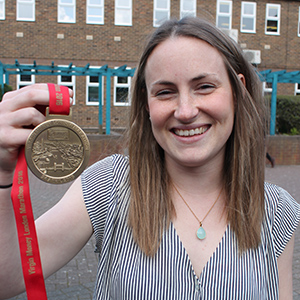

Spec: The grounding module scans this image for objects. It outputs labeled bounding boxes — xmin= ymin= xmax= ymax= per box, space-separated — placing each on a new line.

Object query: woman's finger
xmin=5 ymin=107 xmax=46 ymax=128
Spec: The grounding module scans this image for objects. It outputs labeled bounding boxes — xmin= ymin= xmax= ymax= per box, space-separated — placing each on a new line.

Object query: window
xmin=58 ymin=0 xmax=76 ymax=23
xmin=262 ymin=82 xmax=272 ymax=96
xmin=17 ymin=68 xmax=35 ymax=89
xmin=295 ymin=83 xmax=300 ymax=96
xmin=115 ymin=0 xmax=132 ymax=26
xmin=17 ymin=0 xmax=35 ymax=21
xmin=265 ymin=4 xmax=280 ymax=35
xmin=241 ymin=2 xmax=256 ymax=33
xmin=58 ymin=66 xmax=76 ymax=103
xmin=86 ymin=71 xmax=104 ymax=105
xmin=180 ymin=0 xmax=196 ymax=19
xmin=114 ymin=71 xmax=131 ymax=106
xmin=87 ymin=0 xmax=104 ymax=24
xmin=216 ymin=0 xmax=232 ymax=29
xmin=0 ymin=0 xmax=5 ymax=20
xmin=298 ymin=7 xmax=300 ymax=37
xmin=153 ymin=0 xmax=170 ymax=27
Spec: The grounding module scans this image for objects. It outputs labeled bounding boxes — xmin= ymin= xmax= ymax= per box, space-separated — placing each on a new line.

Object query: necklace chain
xmin=173 ymin=183 xmax=223 ymax=227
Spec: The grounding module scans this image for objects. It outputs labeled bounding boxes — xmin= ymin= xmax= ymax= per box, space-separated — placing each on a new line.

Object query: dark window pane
xmin=117 ymin=76 xmax=128 ymax=84
xmin=90 ymin=76 xmax=99 ymax=83
xmin=116 ymin=87 xmax=128 ymax=103
xmin=61 ymin=75 xmax=72 ymax=82
xmin=88 ymin=86 xmax=99 ymax=102
xmin=266 ymin=20 xmax=278 ymax=32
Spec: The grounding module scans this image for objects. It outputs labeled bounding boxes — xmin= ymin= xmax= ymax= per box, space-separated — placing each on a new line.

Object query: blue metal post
xmin=98 ymin=75 xmax=103 ymax=133
xmin=105 ymin=70 xmax=111 ymax=135
xmin=0 ymin=63 xmax=4 ymax=97
xmin=270 ymin=74 xmax=278 ymax=135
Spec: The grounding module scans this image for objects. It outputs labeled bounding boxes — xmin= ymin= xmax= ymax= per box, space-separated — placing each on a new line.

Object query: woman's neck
xmin=166 ymin=157 xmax=225 ymax=199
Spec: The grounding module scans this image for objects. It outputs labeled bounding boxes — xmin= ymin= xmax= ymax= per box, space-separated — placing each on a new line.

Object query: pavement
xmin=7 ymin=164 xmax=300 ymax=300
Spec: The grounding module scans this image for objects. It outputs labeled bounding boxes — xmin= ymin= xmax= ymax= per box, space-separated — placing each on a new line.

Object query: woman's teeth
xmin=174 ymin=126 xmax=208 ymax=137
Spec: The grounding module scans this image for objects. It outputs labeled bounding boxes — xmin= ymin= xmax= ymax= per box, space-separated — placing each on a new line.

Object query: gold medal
xmin=25 ymin=109 xmax=90 ymax=184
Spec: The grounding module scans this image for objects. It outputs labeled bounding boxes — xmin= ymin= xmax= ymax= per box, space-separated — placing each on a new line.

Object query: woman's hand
xmin=0 ymin=84 xmax=72 ymax=178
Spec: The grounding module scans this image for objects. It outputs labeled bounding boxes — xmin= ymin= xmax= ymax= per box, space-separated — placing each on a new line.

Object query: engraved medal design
xmin=25 ymin=118 xmax=90 ymax=184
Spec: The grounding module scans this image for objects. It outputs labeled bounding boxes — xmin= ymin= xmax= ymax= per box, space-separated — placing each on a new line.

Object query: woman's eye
xmin=200 ymin=84 xmax=214 ymax=89
xmin=156 ymin=90 xmax=173 ymax=97
xmin=197 ymin=84 xmax=215 ymax=93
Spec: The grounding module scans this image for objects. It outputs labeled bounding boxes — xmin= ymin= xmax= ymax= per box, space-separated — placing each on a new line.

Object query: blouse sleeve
xmin=81 ymin=154 xmax=129 ymax=253
xmin=265 ymin=182 xmax=300 ymax=258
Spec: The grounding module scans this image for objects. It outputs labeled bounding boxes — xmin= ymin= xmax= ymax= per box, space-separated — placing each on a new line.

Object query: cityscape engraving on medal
xmin=25 ymin=119 xmax=90 ymax=184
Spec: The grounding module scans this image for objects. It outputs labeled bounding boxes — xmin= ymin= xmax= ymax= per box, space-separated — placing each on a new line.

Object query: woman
xmin=0 ymin=17 xmax=299 ymax=300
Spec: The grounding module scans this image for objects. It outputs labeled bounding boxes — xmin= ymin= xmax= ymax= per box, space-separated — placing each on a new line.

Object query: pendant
xmin=197 ymin=226 xmax=206 ymax=240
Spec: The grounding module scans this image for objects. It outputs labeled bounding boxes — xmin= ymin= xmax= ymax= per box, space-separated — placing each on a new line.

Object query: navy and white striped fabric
xmin=81 ymin=154 xmax=300 ymax=300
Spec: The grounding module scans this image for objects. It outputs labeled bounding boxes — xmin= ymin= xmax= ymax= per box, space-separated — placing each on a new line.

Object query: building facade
xmin=0 ymin=0 xmax=299 ymax=130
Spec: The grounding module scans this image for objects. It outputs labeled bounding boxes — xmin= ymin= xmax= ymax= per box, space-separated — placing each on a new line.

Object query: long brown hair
xmin=128 ymin=17 xmax=265 ymax=255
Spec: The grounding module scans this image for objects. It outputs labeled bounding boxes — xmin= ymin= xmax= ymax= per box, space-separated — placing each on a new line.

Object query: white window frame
xmin=115 ymin=0 xmax=132 ymax=26
xmin=153 ymin=0 xmax=170 ymax=28
xmin=17 ymin=68 xmax=35 ymax=89
xmin=262 ymin=82 xmax=272 ymax=96
xmin=180 ymin=0 xmax=196 ymax=19
xmin=295 ymin=83 xmax=300 ymax=96
xmin=265 ymin=3 xmax=280 ymax=35
xmin=241 ymin=2 xmax=256 ymax=33
xmin=0 ymin=0 xmax=5 ymax=20
xmin=58 ymin=0 xmax=76 ymax=23
xmin=114 ymin=68 xmax=131 ymax=106
xmin=86 ymin=0 xmax=104 ymax=24
xmin=17 ymin=0 xmax=35 ymax=22
xmin=86 ymin=69 xmax=104 ymax=106
xmin=216 ymin=0 xmax=232 ymax=30
xmin=298 ymin=7 xmax=300 ymax=37
xmin=58 ymin=66 xmax=76 ymax=104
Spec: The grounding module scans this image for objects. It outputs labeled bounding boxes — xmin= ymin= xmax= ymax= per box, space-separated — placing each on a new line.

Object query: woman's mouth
xmin=174 ymin=126 xmax=210 ymax=137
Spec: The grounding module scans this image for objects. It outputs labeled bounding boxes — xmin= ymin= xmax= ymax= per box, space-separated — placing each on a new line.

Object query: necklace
xmin=173 ymin=184 xmax=223 ymax=240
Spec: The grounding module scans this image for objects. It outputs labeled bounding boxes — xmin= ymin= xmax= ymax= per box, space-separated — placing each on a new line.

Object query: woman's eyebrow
xmin=150 ymin=73 xmax=219 ymax=87
xmin=190 ymin=73 xmax=218 ymax=82
xmin=151 ymin=80 xmax=174 ymax=86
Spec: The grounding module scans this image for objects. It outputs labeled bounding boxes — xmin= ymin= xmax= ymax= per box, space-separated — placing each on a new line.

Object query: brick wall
xmin=1 ymin=0 xmax=300 ymax=129
xmin=87 ymin=134 xmax=300 ymax=167
xmin=87 ymin=133 xmax=128 ymax=166
xmin=267 ymin=135 xmax=300 ymax=165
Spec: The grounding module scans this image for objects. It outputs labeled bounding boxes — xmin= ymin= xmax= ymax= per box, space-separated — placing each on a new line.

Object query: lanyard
xmin=10 ymin=84 xmax=70 ymax=299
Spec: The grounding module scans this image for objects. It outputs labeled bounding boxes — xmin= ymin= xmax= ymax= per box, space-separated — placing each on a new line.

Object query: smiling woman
xmin=127 ymin=17 xmax=299 ymax=299
xmin=129 ymin=17 xmax=265 ymax=256
xmin=0 ymin=16 xmax=299 ymax=300
xmin=145 ymin=36 xmax=235 ymax=170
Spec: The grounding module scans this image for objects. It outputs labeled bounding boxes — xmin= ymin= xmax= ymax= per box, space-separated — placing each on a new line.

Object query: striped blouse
xmin=81 ymin=154 xmax=300 ymax=300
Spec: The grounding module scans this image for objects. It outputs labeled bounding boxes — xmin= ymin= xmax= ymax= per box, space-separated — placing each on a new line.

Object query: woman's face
xmin=145 ymin=36 xmax=236 ymax=170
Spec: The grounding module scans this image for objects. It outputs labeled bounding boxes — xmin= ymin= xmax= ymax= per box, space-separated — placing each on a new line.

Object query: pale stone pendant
xmin=197 ymin=226 xmax=206 ymax=240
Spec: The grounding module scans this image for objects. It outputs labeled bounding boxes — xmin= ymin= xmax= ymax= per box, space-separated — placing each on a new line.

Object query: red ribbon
xmin=48 ymin=83 xmax=70 ymax=115
xmin=10 ymin=84 xmax=70 ymax=299
xmin=11 ymin=147 xmax=47 ymax=299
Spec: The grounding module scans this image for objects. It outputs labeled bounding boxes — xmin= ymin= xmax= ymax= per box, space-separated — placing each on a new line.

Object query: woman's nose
xmin=174 ymin=94 xmax=199 ymax=122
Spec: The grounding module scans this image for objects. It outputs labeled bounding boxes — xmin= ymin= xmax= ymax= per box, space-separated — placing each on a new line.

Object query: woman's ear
xmin=238 ymin=74 xmax=246 ymax=87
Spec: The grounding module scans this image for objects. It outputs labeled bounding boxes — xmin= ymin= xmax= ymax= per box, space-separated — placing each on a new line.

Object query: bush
xmin=0 ymin=84 xmax=13 ymax=101
xmin=265 ymin=95 xmax=300 ymax=134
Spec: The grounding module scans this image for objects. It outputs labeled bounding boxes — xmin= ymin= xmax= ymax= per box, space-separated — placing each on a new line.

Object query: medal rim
xmin=25 ymin=119 xmax=90 ymax=184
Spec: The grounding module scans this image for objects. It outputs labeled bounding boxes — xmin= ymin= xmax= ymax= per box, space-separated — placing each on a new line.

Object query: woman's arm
xmin=0 ymin=84 xmax=93 ymax=298
xmin=277 ymin=234 xmax=295 ymax=300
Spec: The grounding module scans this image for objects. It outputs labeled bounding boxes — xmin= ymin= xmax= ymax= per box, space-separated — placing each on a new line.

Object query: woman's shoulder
xmin=264 ymin=181 xmax=300 ymax=257
xmin=264 ymin=181 xmax=300 ymax=215
xmin=83 ymin=154 xmax=129 ymax=177
xmin=81 ymin=154 xmax=129 ymax=192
